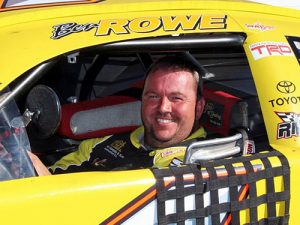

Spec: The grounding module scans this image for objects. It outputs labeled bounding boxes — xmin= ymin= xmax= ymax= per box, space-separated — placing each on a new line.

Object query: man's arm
xmin=28 ymin=136 xmax=111 ymax=175
xmin=27 ymin=151 xmax=52 ymax=176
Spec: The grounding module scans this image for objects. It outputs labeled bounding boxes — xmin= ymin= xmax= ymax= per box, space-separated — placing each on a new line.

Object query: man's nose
xmin=159 ymin=96 xmax=172 ymax=113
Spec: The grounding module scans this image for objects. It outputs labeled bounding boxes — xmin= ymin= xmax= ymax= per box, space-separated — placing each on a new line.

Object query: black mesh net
xmin=152 ymin=150 xmax=290 ymax=225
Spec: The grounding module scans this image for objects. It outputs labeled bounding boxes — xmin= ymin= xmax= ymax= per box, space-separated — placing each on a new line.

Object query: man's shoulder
xmin=80 ymin=127 xmax=142 ymax=147
xmin=187 ymin=126 xmax=207 ymax=140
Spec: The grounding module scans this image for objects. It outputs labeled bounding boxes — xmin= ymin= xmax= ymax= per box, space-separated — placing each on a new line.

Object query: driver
xmin=30 ymin=55 xmax=207 ymax=175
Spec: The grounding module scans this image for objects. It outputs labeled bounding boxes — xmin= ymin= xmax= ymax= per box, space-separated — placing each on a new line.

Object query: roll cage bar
xmin=86 ymin=33 xmax=245 ymax=52
xmin=5 ymin=33 xmax=246 ymax=107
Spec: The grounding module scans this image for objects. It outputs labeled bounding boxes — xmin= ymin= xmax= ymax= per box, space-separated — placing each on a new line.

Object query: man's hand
xmin=27 ymin=152 xmax=52 ymax=176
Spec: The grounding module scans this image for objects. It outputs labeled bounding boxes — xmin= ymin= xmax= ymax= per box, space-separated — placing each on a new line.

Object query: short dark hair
xmin=145 ymin=55 xmax=202 ymax=98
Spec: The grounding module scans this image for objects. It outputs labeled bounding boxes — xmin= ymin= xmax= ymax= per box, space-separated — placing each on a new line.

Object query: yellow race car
xmin=0 ymin=0 xmax=299 ymax=224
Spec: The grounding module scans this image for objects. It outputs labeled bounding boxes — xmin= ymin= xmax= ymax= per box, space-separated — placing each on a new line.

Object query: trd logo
xmin=250 ymin=42 xmax=293 ymax=60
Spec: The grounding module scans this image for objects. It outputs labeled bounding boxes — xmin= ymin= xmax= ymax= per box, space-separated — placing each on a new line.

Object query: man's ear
xmin=195 ymin=97 xmax=205 ymax=120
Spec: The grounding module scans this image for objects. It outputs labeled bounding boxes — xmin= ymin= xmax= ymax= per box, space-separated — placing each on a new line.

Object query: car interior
xmin=9 ymin=33 xmax=269 ymax=168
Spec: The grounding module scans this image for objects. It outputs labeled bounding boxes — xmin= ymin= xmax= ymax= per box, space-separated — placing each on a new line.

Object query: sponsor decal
xmin=203 ymin=101 xmax=223 ymax=126
xmin=51 ymin=15 xmax=227 ymax=39
xmin=269 ymin=96 xmax=300 ymax=107
xmin=92 ymin=158 xmax=107 ymax=167
xmin=243 ymin=140 xmax=255 ymax=154
xmin=104 ymin=140 xmax=126 ymax=158
xmin=111 ymin=140 xmax=126 ymax=151
xmin=152 ymin=147 xmax=186 ymax=168
xmin=245 ymin=22 xmax=275 ymax=32
xmin=276 ymin=112 xmax=300 ymax=139
xmin=204 ymin=102 xmax=222 ymax=120
xmin=269 ymin=81 xmax=298 ymax=107
xmin=161 ymin=149 xmax=185 ymax=158
xmin=250 ymin=42 xmax=293 ymax=60
xmin=276 ymin=80 xmax=296 ymax=94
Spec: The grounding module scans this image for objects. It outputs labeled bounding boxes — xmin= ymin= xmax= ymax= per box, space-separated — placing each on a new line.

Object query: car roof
xmin=0 ymin=0 xmax=299 ymax=91
xmin=1 ymin=0 xmax=299 ymax=15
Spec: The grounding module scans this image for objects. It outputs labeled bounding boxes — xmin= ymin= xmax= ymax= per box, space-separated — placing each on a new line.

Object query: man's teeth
xmin=157 ymin=118 xmax=173 ymax=123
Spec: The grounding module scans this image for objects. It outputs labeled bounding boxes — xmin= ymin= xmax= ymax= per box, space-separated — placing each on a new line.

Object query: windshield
xmin=0 ymin=88 xmax=35 ymax=181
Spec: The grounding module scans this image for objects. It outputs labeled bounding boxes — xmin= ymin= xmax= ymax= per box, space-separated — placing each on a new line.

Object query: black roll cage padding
xmin=79 ymin=53 xmax=152 ymax=100
xmin=13 ymin=33 xmax=244 ymax=103
xmin=89 ymin=33 xmax=245 ymax=52
xmin=137 ymin=53 xmax=153 ymax=72
xmin=179 ymin=51 xmax=205 ymax=97
xmin=2 ymin=60 xmax=59 ymax=109
xmin=78 ymin=33 xmax=245 ymax=100
xmin=13 ymin=33 xmax=245 ymax=103
xmin=79 ymin=54 xmax=107 ymax=100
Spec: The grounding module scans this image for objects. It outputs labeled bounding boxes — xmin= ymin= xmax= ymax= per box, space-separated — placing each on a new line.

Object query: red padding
xmin=130 ymin=80 xmax=144 ymax=89
xmin=202 ymin=88 xmax=240 ymax=136
xmin=57 ymin=96 xmax=139 ymax=140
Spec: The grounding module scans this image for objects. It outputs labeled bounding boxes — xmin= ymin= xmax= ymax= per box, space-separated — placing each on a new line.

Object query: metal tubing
xmin=95 ymin=33 xmax=245 ymax=52
xmin=0 ymin=61 xmax=56 ymax=109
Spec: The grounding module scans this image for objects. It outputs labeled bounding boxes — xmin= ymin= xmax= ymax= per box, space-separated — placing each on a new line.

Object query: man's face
xmin=142 ymin=68 xmax=204 ymax=148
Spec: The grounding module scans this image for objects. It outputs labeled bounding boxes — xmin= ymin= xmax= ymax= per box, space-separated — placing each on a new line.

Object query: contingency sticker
xmin=250 ymin=42 xmax=294 ymax=60
xmin=245 ymin=22 xmax=275 ymax=32
xmin=276 ymin=112 xmax=300 ymax=139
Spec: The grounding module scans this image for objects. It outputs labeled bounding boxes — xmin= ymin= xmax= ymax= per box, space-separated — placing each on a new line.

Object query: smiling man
xmin=142 ymin=56 xmax=205 ymax=149
xmin=31 ymin=55 xmax=207 ymax=174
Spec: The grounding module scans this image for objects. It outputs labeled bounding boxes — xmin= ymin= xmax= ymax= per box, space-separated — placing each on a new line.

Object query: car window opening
xmin=11 ymin=33 xmax=269 ymax=170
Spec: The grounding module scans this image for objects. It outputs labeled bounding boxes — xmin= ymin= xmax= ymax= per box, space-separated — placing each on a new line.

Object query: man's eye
xmin=148 ymin=95 xmax=159 ymax=99
xmin=170 ymin=96 xmax=183 ymax=102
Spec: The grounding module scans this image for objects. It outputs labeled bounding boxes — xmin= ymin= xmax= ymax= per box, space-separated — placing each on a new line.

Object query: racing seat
xmin=57 ymin=95 xmax=142 ymax=140
xmin=28 ymin=94 xmax=143 ymax=166
xmin=184 ymin=88 xmax=255 ymax=164
xmin=57 ymin=86 xmax=256 ymax=165
xmin=201 ymin=88 xmax=248 ymax=137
